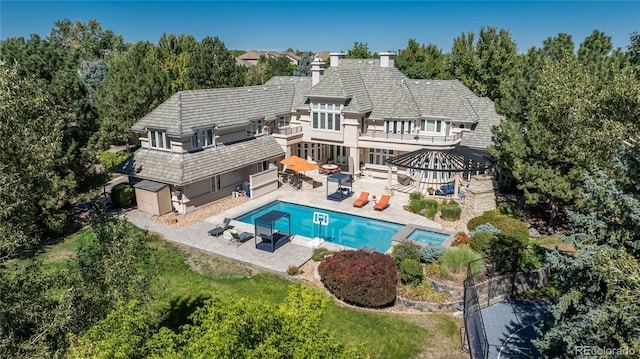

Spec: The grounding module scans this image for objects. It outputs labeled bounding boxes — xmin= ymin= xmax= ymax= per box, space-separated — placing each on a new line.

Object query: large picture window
xmin=149 ymin=131 xmax=170 ymax=150
xmin=191 ymin=128 xmax=214 ymax=150
xmin=312 ymin=102 xmax=342 ymax=131
xmin=420 ymin=119 xmax=451 ymax=135
xmin=369 ymin=148 xmax=394 ymax=165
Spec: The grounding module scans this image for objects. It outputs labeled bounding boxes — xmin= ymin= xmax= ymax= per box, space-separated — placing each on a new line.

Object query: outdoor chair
xmin=352 ymin=191 xmax=370 ymax=207
xmin=230 ymin=231 xmax=253 ymax=246
xmin=208 ymin=217 xmax=233 ymax=237
xmin=373 ymin=194 xmax=390 ymax=211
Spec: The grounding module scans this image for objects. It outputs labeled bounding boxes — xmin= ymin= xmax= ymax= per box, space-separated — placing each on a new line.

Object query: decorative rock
xmin=529 ymin=227 xmax=541 ymax=238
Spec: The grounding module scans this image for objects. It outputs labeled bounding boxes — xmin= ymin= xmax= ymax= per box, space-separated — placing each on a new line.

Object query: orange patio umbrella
xmin=280 ymin=155 xmax=307 ymax=166
xmin=289 ymin=161 xmax=319 ymax=173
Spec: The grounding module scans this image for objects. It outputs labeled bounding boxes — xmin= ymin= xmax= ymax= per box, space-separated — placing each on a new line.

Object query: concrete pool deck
xmin=126 ymin=174 xmax=447 ymax=273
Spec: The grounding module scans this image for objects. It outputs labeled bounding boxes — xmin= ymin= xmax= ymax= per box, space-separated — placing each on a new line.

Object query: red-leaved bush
xmin=318 ymin=250 xmax=397 ymax=308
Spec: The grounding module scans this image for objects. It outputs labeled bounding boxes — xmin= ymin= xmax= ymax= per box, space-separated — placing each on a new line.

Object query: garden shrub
xmin=440 ymin=200 xmax=461 ymax=221
xmin=467 ymin=211 xmax=529 ymax=245
xmin=99 ymin=150 xmax=131 ymax=173
xmin=469 ymin=231 xmax=496 ymax=255
xmin=391 ymin=241 xmax=422 ymax=268
xmin=399 ymin=258 xmax=424 ymax=286
xmin=452 ymin=232 xmax=470 ymax=246
xmin=410 ymin=199 xmax=423 ymax=214
xmin=420 ymin=243 xmax=445 ymax=263
xmin=489 ymin=234 xmax=530 ymax=273
xmin=111 ymin=183 xmax=136 ymax=208
xmin=470 ymin=223 xmax=501 ymax=236
xmin=409 ymin=191 xmax=423 ymax=201
xmin=44 ymin=211 xmax=68 ymax=238
xmin=312 ymin=247 xmax=334 ymax=261
xmin=287 ymin=265 xmax=300 ymax=275
xmin=318 ymin=250 xmax=396 ymax=308
xmin=425 ymin=206 xmax=438 ymax=219
xmin=439 ymin=245 xmax=483 ymax=278
xmin=496 ymin=204 xmax=523 ymax=219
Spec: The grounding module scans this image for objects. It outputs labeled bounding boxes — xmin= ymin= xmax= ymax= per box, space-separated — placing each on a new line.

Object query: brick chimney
xmin=311 ymin=57 xmax=325 ymax=86
xmin=379 ymin=52 xmax=396 ymax=68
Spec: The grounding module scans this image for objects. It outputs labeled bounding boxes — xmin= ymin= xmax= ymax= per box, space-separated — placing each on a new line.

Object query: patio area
xmin=126 ymin=172 xmax=451 ymax=273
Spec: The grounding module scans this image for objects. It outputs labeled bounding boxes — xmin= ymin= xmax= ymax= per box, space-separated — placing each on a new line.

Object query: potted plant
xmin=427 ymin=187 xmax=435 ymax=195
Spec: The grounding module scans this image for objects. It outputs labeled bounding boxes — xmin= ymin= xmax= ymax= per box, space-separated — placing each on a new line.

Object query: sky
xmin=1 ymin=1 xmax=638 ymax=54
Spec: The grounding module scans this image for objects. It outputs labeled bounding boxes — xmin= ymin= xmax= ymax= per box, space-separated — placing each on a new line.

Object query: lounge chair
xmin=352 ymin=191 xmax=369 ymax=207
xmin=208 ymin=217 xmax=233 ymax=237
xmin=230 ymin=231 xmax=253 ymax=246
xmin=373 ymin=194 xmax=390 ymax=211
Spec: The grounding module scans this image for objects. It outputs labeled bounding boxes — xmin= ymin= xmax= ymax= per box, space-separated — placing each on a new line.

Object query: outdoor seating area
xmin=208 ymin=217 xmax=232 ymax=237
xmin=435 ymin=183 xmax=456 ymax=196
xmin=326 ymin=172 xmax=353 ymax=202
xmin=254 ymin=210 xmax=292 ymax=253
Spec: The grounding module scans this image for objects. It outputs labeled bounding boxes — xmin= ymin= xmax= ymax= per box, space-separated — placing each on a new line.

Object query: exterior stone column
xmin=386 ymin=165 xmax=394 ymax=196
xmin=465 ymin=174 xmax=497 ymax=217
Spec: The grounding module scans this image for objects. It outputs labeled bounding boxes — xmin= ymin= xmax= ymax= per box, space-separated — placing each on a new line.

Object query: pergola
xmin=326 ymin=172 xmax=353 ymax=202
xmin=254 ymin=210 xmax=291 ymax=253
xmin=385 ymin=146 xmax=495 ymax=195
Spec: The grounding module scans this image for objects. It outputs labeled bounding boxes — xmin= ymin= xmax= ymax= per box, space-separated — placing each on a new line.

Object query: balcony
xmin=272 ymin=125 xmax=303 ymax=136
xmin=359 ymin=131 xmax=462 ymax=146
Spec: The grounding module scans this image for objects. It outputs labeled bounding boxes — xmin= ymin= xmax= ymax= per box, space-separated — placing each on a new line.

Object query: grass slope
xmin=36 ymin=225 xmax=466 ymax=359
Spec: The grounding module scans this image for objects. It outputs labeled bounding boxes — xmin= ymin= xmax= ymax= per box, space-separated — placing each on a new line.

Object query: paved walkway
xmin=126 ymin=173 xmax=447 ymax=273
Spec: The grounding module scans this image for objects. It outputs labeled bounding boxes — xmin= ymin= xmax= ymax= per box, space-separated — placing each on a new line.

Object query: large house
xmin=118 ymin=52 xmax=502 ymax=215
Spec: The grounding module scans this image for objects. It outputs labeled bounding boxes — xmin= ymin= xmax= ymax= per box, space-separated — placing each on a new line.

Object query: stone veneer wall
xmin=396 ymin=265 xmax=552 ymax=312
xmin=465 ymin=175 xmax=497 ymax=217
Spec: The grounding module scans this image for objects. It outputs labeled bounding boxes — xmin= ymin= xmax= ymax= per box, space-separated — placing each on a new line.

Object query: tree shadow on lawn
xmin=159 ymin=294 xmax=211 ymax=331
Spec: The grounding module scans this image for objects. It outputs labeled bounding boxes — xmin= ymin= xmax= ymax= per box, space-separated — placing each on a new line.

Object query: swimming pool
xmin=406 ymin=228 xmax=450 ymax=245
xmin=235 ymin=201 xmax=403 ymax=252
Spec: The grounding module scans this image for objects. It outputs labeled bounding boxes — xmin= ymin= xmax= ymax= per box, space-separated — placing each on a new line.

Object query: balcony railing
xmin=272 ymin=126 xmax=303 ymax=136
xmin=359 ymin=131 xmax=462 ymax=144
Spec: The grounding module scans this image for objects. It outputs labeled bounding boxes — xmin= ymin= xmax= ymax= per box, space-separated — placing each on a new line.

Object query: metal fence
xmin=464 ymin=257 xmax=490 ymax=359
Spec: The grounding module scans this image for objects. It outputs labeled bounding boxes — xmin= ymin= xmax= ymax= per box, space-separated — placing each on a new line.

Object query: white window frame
xmin=368 ymin=148 xmax=394 ymax=165
xmin=210 ymin=175 xmax=221 ymax=193
xmin=191 ymin=128 xmax=215 ymax=150
xmin=149 ymin=130 xmax=170 ymax=150
xmin=278 ymin=115 xmax=290 ymax=128
xmin=311 ymin=102 xmax=342 ymax=131
xmin=420 ymin=119 xmax=451 ymax=135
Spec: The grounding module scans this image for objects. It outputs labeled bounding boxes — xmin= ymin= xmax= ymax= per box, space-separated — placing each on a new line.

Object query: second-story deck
xmin=359 ymin=131 xmax=462 ymax=146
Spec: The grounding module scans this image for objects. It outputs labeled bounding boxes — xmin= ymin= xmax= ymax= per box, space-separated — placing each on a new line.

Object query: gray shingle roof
xmin=117 ymin=135 xmax=284 ymax=185
xmin=131 ymin=84 xmax=298 ymax=136
xmin=263 ymin=76 xmax=313 ymax=112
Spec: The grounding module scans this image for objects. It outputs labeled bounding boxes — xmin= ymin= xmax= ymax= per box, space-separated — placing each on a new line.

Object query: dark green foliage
xmin=391 ymin=241 xmax=422 ymax=268
xmin=318 ymin=250 xmax=396 ymax=308
xmin=44 ymin=211 xmax=68 ymax=239
xmin=312 ymin=247 xmax=334 ymax=262
xmin=396 ymin=39 xmax=446 ymax=79
xmin=293 ymin=53 xmax=312 ymax=76
xmin=488 ymin=234 xmax=528 ymax=273
xmin=345 ymin=42 xmax=371 ymax=59
xmin=399 ymin=258 xmax=423 ymax=286
xmin=185 ymin=36 xmax=245 ymax=89
xmin=99 ymin=150 xmax=130 ymax=173
xmin=409 ymin=191 xmax=423 ymax=201
xmin=110 ymin=183 xmax=135 ymax=208
xmin=469 ymin=231 xmax=496 ymax=255
xmin=536 ymin=145 xmax=640 ymax=355
xmin=440 ymin=200 xmax=461 ymax=221
xmin=420 ymin=243 xmax=446 ymax=263
xmin=467 ymin=211 xmax=529 ymax=245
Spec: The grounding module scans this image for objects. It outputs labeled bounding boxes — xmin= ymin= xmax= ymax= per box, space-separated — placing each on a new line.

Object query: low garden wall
xmin=396 ymin=264 xmax=552 ymax=312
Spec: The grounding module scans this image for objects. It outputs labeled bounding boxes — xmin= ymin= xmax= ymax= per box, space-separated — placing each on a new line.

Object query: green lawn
xmin=37 ymin=225 xmax=466 ymax=359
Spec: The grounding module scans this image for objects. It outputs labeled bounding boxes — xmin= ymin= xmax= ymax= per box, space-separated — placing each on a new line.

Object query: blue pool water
xmin=235 ymin=201 xmax=403 ymax=252
xmin=406 ymin=228 xmax=450 ymax=245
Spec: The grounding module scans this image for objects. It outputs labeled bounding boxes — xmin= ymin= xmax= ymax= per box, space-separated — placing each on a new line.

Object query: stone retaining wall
xmin=397 ymin=264 xmax=552 ymax=312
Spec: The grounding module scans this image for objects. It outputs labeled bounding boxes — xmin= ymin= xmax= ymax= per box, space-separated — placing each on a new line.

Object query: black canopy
xmin=385 ymin=146 xmax=495 ymax=173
